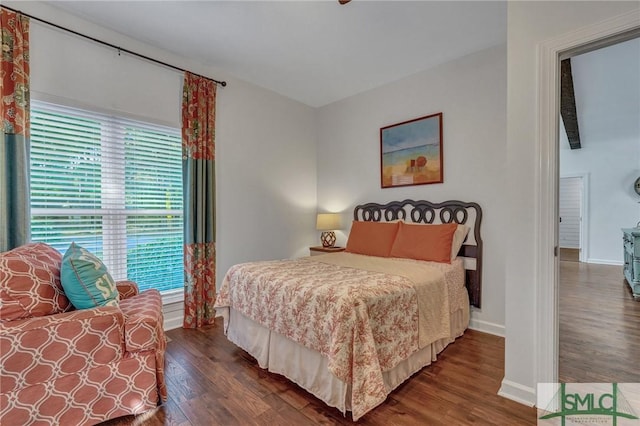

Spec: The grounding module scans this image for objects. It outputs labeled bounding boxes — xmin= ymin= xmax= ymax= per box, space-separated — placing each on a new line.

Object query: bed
xmin=214 ymin=199 xmax=483 ymax=420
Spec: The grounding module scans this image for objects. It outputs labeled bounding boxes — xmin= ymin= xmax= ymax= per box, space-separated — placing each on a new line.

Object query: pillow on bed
xmin=451 ymin=224 xmax=470 ymax=260
xmin=395 ymin=221 xmax=469 ymax=261
xmin=345 ymin=221 xmax=400 ymax=257
xmin=389 ymin=221 xmax=458 ymax=263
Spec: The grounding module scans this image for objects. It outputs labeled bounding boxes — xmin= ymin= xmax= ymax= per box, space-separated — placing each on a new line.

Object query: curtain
xmin=182 ymin=72 xmax=217 ymax=328
xmin=0 ymin=8 xmax=31 ymax=252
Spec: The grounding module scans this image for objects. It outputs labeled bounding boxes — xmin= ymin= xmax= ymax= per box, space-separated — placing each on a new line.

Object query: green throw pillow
xmin=60 ymin=242 xmax=119 ymax=309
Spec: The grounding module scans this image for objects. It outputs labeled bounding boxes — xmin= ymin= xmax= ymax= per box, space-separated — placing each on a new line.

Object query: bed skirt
xmin=219 ymin=295 xmax=469 ymax=418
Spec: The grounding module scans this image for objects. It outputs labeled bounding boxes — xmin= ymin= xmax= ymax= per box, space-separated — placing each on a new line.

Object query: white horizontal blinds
xmin=123 ymin=123 xmax=183 ymax=292
xmin=31 ymin=106 xmax=105 ymax=257
xmin=30 ymin=109 xmax=102 ymax=210
xmin=30 ymin=101 xmax=184 ymax=293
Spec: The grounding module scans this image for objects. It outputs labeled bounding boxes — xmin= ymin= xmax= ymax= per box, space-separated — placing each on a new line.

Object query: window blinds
xmin=30 ymin=101 xmax=184 ymax=293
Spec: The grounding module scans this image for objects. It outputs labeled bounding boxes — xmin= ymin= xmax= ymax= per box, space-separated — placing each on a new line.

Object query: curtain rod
xmin=1 ymin=5 xmax=227 ymax=87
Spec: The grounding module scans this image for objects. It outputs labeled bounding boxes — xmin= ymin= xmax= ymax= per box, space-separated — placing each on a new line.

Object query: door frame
xmin=535 ymin=11 xmax=640 ymax=389
xmin=559 ymin=173 xmax=589 ymax=263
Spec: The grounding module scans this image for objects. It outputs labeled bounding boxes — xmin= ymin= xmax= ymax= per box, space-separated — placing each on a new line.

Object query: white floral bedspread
xmin=214 ymin=253 xmax=449 ymax=420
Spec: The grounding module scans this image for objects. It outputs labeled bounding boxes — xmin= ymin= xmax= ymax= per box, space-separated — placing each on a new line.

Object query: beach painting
xmin=380 ymin=112 xmax=443 ymax=188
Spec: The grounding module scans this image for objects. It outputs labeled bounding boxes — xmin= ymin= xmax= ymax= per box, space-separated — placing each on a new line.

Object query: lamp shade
xmin=316 ymin=213 xmax=342 ymax=231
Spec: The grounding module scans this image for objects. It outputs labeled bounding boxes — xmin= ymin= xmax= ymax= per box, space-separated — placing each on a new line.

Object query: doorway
xmin=557 ymin=35 xmax=640 ymax=383
xmin=557 ymin=37 xmax=640 ymax=383
xmin=558 ymin=176 xmax=585 ymax=263
xmin=534 ymin=13 xmax=640 ymax=389
xmin=558 ymin=35 xmax=639 ymax=265
xmin=558 ymin=174 xmax=589 ymax=262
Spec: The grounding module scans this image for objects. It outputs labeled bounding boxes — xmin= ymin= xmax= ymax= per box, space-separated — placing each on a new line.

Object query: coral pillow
xmin=390 ymin=222 xmax=458 ymax=263
xmin=346 ymin=221 xmax=400 ymax=257
xmin=0 ymin=243 xmax=71 ymax=322
xmin=61 ymin=243 xmax=119 ymax=310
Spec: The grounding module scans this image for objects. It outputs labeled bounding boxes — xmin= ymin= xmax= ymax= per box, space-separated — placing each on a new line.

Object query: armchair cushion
xmin=0 ymin=243 xmax=71 ymax=322
xmin=61 ymin=243 xmax=119 ymax=310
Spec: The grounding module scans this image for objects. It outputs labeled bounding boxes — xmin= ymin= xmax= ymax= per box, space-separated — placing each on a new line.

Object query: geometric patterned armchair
xmin=0 ymin=243 xmax=167 ymax=425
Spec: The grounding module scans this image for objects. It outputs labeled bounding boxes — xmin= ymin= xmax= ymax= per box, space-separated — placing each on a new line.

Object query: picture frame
xmin=380 ymin=112 xmax=443 ymax=188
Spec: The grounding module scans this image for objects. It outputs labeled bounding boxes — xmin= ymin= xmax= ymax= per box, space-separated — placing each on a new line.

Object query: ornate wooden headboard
xmin=353 ymin=199 xmax=483 ymax=308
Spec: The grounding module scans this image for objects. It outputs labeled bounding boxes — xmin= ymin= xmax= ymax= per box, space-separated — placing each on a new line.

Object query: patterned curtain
xmin=182 ymin=72 xmax=217 ymax=328
xmin=0 ymin=9 xmax=31 ymax=252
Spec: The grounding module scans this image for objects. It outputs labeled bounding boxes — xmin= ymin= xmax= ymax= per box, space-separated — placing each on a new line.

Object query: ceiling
xmin=560 ymin=36 xmax=640 ymax=150
xmin=48 ymin=1 xmax=507 ymax=107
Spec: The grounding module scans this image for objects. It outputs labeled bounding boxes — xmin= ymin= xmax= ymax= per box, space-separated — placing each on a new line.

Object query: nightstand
xmin=310 ymin=246 xmax=345 ymax=256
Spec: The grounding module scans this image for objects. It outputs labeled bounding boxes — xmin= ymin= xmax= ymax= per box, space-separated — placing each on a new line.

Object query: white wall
xmin=11 ymin=1 xmax=318 ymax=326
xmin=317 ymin=45 xmax=508 ymax=336
xmin=504 ymin=0 xmax=640 ymax=405
xmin=29 ymin=24 xmax=180 ymax=127
xmin=215 ymin=79 xmax=317 ymax=279
xmin=560 ymin=38 xmax=640 ymax=264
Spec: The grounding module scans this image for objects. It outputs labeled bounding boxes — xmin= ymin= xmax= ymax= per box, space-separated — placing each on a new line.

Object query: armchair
xmin=0 ymin=243 xmax=167 ymax=425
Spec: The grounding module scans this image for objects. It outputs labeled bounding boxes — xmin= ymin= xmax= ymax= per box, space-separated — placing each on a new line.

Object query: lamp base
xmin=320 ymin=231 xmax=336 ymax=247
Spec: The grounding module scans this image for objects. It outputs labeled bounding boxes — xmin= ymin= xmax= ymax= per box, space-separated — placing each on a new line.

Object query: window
xmin=30 ymin=101 xmax=183 ymax=293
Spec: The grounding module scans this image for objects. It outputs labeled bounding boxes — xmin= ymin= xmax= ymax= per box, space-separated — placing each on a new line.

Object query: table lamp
xmin=316 ymin=213 xmax=342 ymax=247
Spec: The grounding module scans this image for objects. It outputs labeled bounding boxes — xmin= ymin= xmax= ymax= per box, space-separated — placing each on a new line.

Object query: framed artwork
xmin=380 ymin=112 xmax=443 ymax=188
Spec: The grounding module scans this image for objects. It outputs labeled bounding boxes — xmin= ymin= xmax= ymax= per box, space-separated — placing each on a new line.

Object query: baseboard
xmin=163 ymin=309 xmax=183 ymax=330
xmin=587 ymin=258 xmax=623 ymax=266
xmin=468 ymin=317 xmax=505 ymax=337
xmin=498 ymin=379 xmax=536 ymax=407
xmin=163 ymin=301 xmax=183 ymax=331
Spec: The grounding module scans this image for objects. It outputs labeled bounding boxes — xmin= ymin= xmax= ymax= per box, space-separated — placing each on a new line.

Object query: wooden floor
xmin=559 ymin=248 xmax=579 ymax=262
xmin=559 ymin=260 xmax=640 ymax=383
xmin=102 ymin=325 xmax=536 ymax=425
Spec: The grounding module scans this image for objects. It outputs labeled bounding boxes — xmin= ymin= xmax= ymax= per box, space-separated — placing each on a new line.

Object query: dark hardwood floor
xmin=559 ymin=260 xmax=640 ymax=383
xmin=102 ymin=325 xmax=536 ymax=425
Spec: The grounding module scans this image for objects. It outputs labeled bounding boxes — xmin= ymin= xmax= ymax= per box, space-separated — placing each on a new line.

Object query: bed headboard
xmin=353 ymin=199 xmax=483 ymax=308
